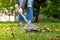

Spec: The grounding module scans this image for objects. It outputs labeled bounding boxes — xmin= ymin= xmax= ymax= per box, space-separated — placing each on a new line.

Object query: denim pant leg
xmin=18 ymin=0 xmax=24 ymax=22
xmin=26 ymin=0 xmax=34 ymax=20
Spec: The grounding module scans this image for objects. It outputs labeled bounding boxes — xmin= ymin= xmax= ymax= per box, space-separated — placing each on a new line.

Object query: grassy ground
xmin=0 ymin=22 xmax=60 ymax=40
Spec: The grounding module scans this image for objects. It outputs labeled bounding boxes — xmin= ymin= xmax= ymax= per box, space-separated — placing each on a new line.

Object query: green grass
xmin=0 ymin=22 xmax=60 ymax=40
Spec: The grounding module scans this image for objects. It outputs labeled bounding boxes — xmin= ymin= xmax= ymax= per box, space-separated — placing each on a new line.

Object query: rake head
xmin=24 ymin=23 xmax=41 ymax=31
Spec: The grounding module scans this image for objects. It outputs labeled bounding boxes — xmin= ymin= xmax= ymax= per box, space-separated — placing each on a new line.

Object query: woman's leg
xmin=18 ymin=14 xmax=24 ymax=26
xmin=18 ymin=0 xmax=24 ymax=26
xmin=26 ymin=0 xmax=34 ymax=23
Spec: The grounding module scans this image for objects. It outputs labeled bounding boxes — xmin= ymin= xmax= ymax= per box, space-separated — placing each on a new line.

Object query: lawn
xmin=0 ymin=22 xmax=60 ymax=40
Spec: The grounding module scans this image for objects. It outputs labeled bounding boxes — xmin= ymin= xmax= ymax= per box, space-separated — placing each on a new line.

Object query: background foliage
xmin=0 ymin=0 xmax=60 ymax=22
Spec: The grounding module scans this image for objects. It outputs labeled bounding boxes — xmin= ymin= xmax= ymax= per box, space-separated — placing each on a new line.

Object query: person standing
xmin=15 ymin=0 xmax=34 ymax=26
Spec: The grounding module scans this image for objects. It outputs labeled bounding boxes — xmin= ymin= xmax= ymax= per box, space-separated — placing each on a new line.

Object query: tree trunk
xmin=33 ymin=0 xmax=46 ymax=22
xmin=33 ymin=1 xmax=40 ymax=22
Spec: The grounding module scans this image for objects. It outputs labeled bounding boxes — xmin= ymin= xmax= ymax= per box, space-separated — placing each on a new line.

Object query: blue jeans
xmin=18 ymin=0 xmax=34 ymax=22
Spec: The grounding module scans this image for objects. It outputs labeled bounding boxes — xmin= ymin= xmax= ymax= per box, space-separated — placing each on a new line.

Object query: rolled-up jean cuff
xmin=18 ymin=14 xmax=24 ymax=22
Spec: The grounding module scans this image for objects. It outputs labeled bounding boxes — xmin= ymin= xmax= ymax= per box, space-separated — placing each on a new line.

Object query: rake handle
xmin=20 ymin=12 xmax=28 ymax=23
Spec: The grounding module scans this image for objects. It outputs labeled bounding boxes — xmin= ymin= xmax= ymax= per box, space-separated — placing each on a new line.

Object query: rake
xmin=14 ymin=0 xmax=41 ymax=31
xmin=20 ymin=12 xmax=41 ymax=30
